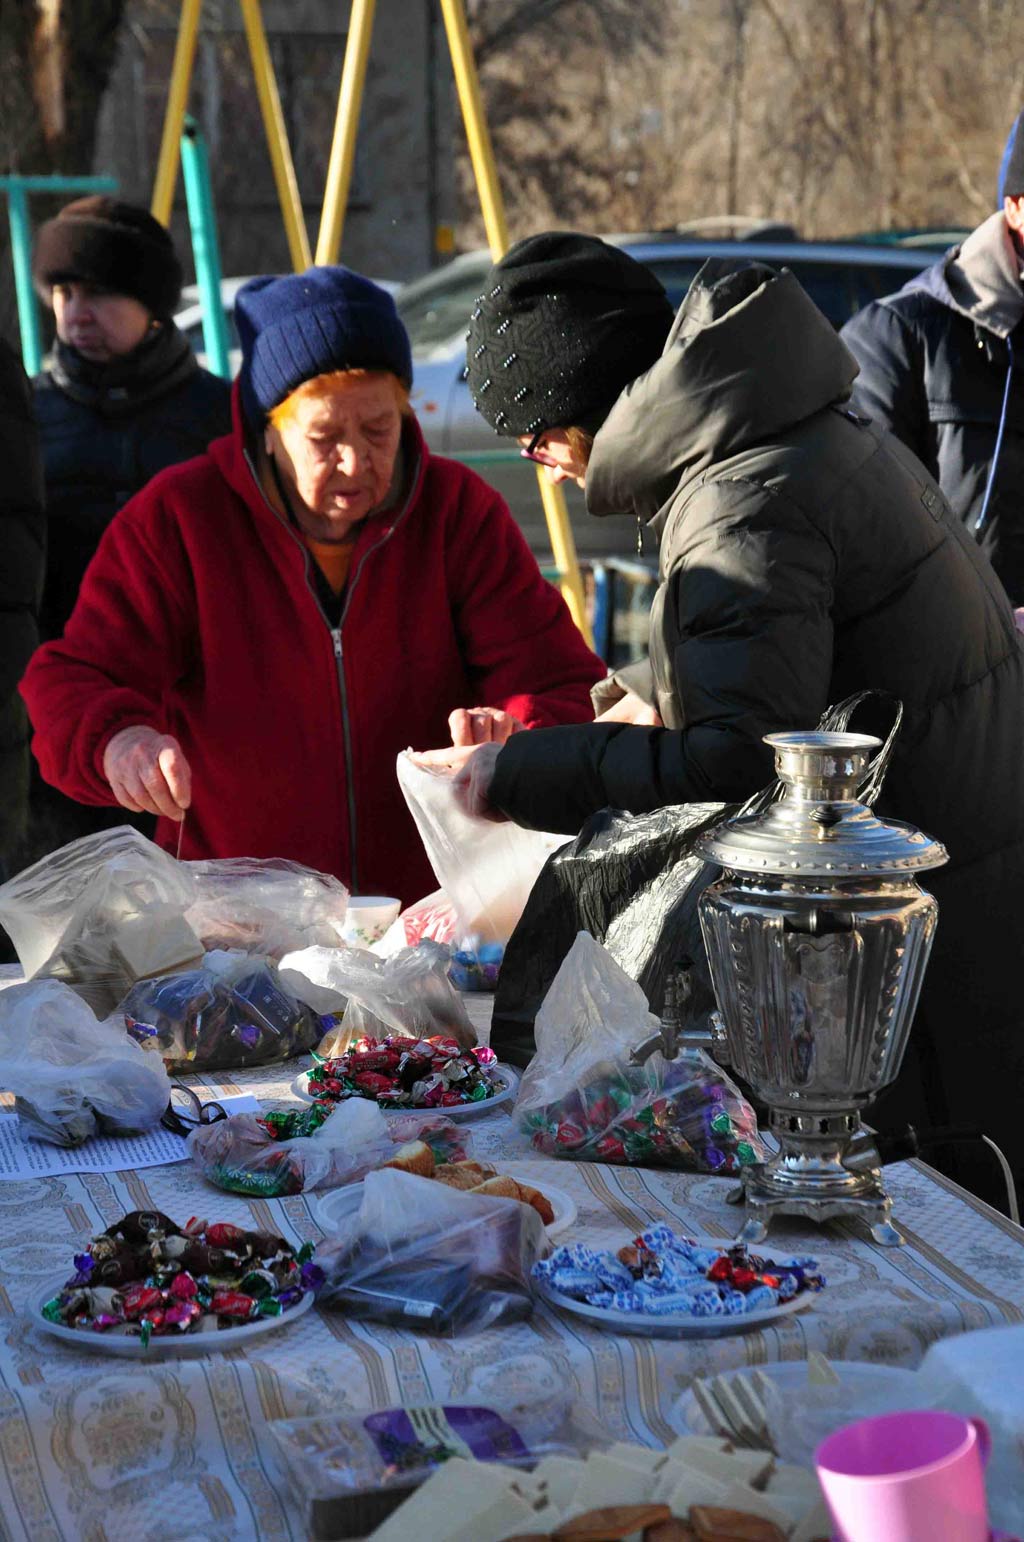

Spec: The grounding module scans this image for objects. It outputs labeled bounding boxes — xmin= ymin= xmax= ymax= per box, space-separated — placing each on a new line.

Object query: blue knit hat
xmin=236 ymin=266 xmax=413 ymax=425
xmin=998 ymin=110 xmax=1024 ymax=203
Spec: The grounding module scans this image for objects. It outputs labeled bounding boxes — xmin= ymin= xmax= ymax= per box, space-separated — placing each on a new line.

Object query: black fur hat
xmin=33 ymin=196 xmax=183 ymax=319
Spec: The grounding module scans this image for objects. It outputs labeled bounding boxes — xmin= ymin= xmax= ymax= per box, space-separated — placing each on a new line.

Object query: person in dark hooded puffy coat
xmin=841 ymin=112 xmax=1024 ymax=604
xmin=423 ymin=233 xmax=1024 ymax=1207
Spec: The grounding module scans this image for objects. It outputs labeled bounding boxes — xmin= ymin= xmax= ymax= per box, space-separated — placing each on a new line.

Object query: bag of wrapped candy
xmin=515 ymin=934 xmax=766 ymax=1175
xmin=0 ymin=979 xmax=171 ymax=1147
xmin=281 ymin=942 xmax=475 ymax=1057
xmin=188 ymin=1100 xmax=470 ymax=1198
xmin=122 ymin=949 xmax=320 ymax=1072
xmin=317 ymin=1168 xmax=546 ymax=1334
xmin=0 ymin=825 xmax=202 ymax=1016
xmin=184 ymin=855 xmax=349 ymax=957
xmin=396 ymin=753 xmax=565 ymax=988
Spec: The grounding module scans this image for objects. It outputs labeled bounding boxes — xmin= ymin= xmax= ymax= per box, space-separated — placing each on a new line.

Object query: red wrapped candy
xmin=354 ymin=1071 xmax=397 ymax=1096
xmin=205 ymin=1223 xmax=247 ymax=1250
xmin=707 ymin=1257 xmax=733 ymax=1283
xmin=556 ymin=1121 xmax=586 ymax=1149
xmin=210 ymin=1290 xmax=256 ymax=1319
xmin=122 ymin=1285 xmax=163 ymax=1319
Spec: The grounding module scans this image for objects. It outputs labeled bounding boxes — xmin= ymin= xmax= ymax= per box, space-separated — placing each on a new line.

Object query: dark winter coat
xmin=0 ymin=339 xmax=45 ymax=866
xmin=841 ymin=212 xmax=1024 ymax=602
xmin=490 ymin=260 xmax=1024 ymax=1194
xmin=33 ymin=323 xmax=231 ymax=638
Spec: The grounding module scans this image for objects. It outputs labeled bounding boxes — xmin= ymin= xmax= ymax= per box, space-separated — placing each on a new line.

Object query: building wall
xmin=93 ymin=0 xmax=455 ymax=287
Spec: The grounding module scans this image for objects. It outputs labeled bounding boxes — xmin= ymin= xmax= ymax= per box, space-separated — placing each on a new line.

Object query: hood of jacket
xmin=894 ymin=212 xmax=1024 ymax=340
xmin=584 ymin=260 xmax=860 ymax=521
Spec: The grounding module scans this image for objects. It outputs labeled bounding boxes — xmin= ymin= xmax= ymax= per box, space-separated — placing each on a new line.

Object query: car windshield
xmin=397 ymin=263 xmax=488 ymax=352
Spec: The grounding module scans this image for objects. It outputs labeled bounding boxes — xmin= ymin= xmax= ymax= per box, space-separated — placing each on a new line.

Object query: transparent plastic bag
xmin=516 ymin=933 xmax=766 ymax=1174
xmin=122 ymin=949 xmax=320 ymax=1072
xmin=0 ymin=979 xmax=171 ymax=1146
xmin=0 ymin=826 xmax=200 ymax=1016
xmin=396 ymin=753 xmax=563 ymax=948
xmin=188 ymin=1099 xmax=394 ymax=1197
xmin=270 ymin=1374 xmax=601 ymax=1541
xmin=316 ymin=1168 xmax=546 ymax=1334
xmin=373 ymin=889 xmax=458 ymax=956
xmin=188 ymin=1104 xmax=470 ymax=1198
xmin=185 ymin=856 xmax=349 ymax=958
xmin=281 ymin=943 xmax=475 ymax=1057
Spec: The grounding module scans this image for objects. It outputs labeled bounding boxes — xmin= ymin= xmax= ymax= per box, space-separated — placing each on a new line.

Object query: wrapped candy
xmin=40 ymin=1211 xmax=321 ymax=1343
xmin=534 ymin=1226 xmax=825 ymax=1320
xmin=306 ymin=1035 xmax=502 ymax=1113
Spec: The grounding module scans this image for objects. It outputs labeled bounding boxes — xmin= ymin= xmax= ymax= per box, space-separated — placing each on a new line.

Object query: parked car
xmin=397 ymin=235 xmax=941 ymax=562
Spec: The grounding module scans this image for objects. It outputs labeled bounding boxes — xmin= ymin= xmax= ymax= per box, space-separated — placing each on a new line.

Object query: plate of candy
xmin=532 ymin=1225 xmax=824 ymax=1339
xmin=291 ymin=1035 xmax=518 ymax=1120
xmin=33 ymin=1210 xmax=320 ymax=1357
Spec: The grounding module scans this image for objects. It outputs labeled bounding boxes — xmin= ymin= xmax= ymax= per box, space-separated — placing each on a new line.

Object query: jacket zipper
xmin=330 ymin=626 xmax=361 ymax=889
xmin=242 ymin=443 xmax=421 ymax=889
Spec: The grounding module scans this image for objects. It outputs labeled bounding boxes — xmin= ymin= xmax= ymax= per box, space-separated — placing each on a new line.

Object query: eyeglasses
xmin=161 ymin=1085 xmax=229 ymax=1137
xmin=520 ymin=429 xmax=561 ymax=469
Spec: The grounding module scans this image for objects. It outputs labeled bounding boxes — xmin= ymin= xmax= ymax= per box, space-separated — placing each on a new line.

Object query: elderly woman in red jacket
xmin=21 ymin=266 xmax=604 ymax=902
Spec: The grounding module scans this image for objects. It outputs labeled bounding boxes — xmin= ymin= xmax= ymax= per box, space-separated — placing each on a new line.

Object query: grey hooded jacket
xmin=842 ymin=211 xmax=1024 ymax=601
xmin=490 ymin=260 xmax=1024 ymax=1193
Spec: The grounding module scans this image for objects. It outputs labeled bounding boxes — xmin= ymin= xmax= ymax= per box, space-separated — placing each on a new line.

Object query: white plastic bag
xmin=184 ymin=856 xmax=349 ymax=958
xmin=396 ymin=753 xmax=563 ymax=945
xmin=316 ymin=1168 xmax=546 ymax=1333
xmin=515 ymin=933 xmax=766 ymax=1174
xmin=0 ymin=827 xmax=199 ymax=1015
xmin=281 ymin=942 xmax=476 ymax=1055
xmin=188 ymin=1099 xmax=394 ymax=1196
xmin=0 ymin=979 xmax=171 ymax=1146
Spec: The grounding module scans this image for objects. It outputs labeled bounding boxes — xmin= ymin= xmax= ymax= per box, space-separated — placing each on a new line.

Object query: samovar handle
xmin=819 ymin=689 xmax=904 ymax=808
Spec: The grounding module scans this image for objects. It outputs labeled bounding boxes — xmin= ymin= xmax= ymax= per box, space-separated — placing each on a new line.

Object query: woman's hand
xmin=410 ymin=741 xmax=506 ymax=821
xmin=102 ymin=725 xmax=192 ymax=821
xmin=448 ymin=706 xmax=525 ymax=746
xmin=594 ymin=690 xmax=663 ymax=726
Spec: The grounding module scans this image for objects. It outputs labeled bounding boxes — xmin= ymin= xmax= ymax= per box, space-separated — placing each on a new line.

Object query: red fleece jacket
xmin=21 ymin=397 xmax=604 ymax=903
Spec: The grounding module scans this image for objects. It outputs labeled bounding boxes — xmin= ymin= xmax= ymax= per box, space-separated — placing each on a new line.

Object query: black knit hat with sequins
xmin=465 ymin=232 xmax=674 ymax=437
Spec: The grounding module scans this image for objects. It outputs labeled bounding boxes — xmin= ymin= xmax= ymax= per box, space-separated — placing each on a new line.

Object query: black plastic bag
xmin=491 ymin=801 xmax=728 ymax=1066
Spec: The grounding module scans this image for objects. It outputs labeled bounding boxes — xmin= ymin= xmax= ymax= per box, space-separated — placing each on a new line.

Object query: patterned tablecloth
xmin=1 ymin=988 xmax=1023 ymax=1542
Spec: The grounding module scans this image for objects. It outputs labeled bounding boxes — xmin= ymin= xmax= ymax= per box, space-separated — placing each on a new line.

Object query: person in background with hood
xmin=841 ymin=114 xmax=1024 ymax=603
xmin=20 ymin=265 xmax=604 ymax=905
xmin=420 ymin=233 xmax=1024 ymax=1207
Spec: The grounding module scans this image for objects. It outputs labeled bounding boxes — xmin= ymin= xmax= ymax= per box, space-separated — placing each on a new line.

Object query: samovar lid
xmin=696 ymin=730 xmax=949 ymax=877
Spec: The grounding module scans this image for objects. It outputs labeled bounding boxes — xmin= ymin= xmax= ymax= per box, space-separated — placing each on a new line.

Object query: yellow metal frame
xmin=150 ymin=0 xmax=591 ymax=642
xmin=151 ymin=0 xmax=309 ymax=272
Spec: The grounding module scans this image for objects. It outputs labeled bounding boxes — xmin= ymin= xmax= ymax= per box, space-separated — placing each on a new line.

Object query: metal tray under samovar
xmin=696 ymin=730 xmax=947 ymax=1246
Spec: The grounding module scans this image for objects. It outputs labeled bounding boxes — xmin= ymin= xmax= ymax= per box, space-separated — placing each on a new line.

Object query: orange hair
xmin=268 ymin=368 xmax=410 ymax=430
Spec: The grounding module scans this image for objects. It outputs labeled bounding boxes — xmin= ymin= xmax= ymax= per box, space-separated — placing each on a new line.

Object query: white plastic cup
xmin=340 ymin=896 xmax=401 ymax=949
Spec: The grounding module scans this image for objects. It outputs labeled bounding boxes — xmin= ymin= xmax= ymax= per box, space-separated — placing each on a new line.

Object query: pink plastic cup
xmin=815 ymin=1409 xmax=991 ymax=1542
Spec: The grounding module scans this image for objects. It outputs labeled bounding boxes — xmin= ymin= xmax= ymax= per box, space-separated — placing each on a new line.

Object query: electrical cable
xmin=875 ymin=1123 xmax=1020 ymax=1225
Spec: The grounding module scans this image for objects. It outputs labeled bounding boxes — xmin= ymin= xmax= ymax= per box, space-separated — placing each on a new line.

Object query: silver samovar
xmin=696 ymin=731 xmax=947 ymax=1246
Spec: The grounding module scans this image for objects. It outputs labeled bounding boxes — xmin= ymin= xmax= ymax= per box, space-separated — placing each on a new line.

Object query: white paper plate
xmin=314 ymin=1173 xmax=577 ymax=1241
xmin=290 ymin=1062 xmax=518 ymax=1120
xmin=31 ymin=1275 xmax=315 ymax=1359
xmin=534 ymin=1238 xmax=820 ymax=1340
